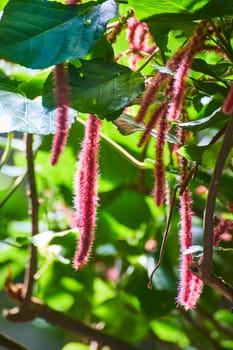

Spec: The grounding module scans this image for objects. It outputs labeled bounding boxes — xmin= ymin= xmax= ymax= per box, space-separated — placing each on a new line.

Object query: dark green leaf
xmin=192 ymin=59 xmax=231 ymax=79
xmin=195 ymin=0 xmax=233 ymax=18
xmin=148 ymin=14 xmax=195 ymax=53
xmin=177 ymin=144 xmax=208 ymax=162
xmin=0 ymin=0 xmax=117 ymax=68
xmin=191 ymin=78 xmax=227 ymax=96
xmin=43 ymin=60 xmax=145 ymax=119
xmin=0 ymin=91 xmax=76 ymax=134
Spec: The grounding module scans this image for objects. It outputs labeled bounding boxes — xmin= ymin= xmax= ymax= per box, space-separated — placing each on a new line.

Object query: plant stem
xmin=0 ymin=173 xmax=27 ymax=210
xmin=202 ymin=115 xmax=233 ymax=274
xmin=0 ymin=132 xmax=13 ymax=168
xmin=22 ymin=134 xmax=39 ymax=304
xmin=148 ymin=185 xmax=180 ymax=288
xmin=77 ymin=116 xmax=152 ymax=169
xmin=137 ymin=47 xmax=159 ymax=72
xmin=5 ymin=293 xmax=140 ymax=350
xmin=0 ymin=332 xmax=29 ymax=350
xmin=190 ymin=115 xmax=233 ymax=304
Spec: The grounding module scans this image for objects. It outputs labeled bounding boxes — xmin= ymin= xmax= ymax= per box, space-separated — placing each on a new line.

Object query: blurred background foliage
xmin=0 ymin=0 xmax=233 ymax=349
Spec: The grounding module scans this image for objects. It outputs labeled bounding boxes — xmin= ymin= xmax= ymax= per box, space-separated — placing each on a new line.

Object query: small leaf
xmin=178 ymin=105 xmax=228 ymax=131
xmin=0 ymin=91 xmax=76 ymax=135
xmin=183 ymin=245 xmax=203 ymax=255
xmin=31 ymin=229 xmax=79 ymax=248
xmin=43 ymin=60 xmax=145 ymax=119
xmin=114 ymin=114 xmax=180 ymax=144
xmin=192 ymin=59 xmax=230 ymax=78
xmin=177 ymin=144 xmax=208 ymax=162
xmin=0 ymin=0 xmax=117 ymax=68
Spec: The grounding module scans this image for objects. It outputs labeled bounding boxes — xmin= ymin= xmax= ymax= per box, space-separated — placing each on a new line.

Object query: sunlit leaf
xmin=0 ymin=0 xmax=117 ymax=68
xmin=0 ymin=91 xmax=76 ymax=134
xmin=183 ymin=245 xmax=203 ymax=255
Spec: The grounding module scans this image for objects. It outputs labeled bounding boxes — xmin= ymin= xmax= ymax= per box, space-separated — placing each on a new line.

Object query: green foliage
xmin=0 ymin=0 xmax=117 ymax=68
xmin=0 ymin=91 xmax=76 ymax=134
xmin=43 ymin=60 xmax=145 ymax=118
xmin=0 ymin=1 xmax=233 ymax=350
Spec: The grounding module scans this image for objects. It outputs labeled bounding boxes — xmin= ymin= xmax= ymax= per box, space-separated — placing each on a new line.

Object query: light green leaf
xmin=0 ymin=91 xmax=76 ymax=134
xmin=0 ymin=0 xmax=117 ymax=68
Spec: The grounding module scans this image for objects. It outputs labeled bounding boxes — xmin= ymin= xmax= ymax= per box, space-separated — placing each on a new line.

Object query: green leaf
xmin=192 ymin=59 xmax=231 ymax=78
xmin=128 ymin=0 xmax=209 ymax=19
xmin=151 ymin=319 xmax=190 ymax=347
xmin=191 ymin=78 xmax=227 ymax=96
xmin=43 ymin=60 xmax=145 ymax=119
xmin=0 ymin=0 xmax=117 ymax=69
xmin=129 ymin=0 xmax=233 ymax=19
xmin=177 ymin=144 xmax=208 ymax=162
xmin=183 ymin=245 xmax=203 ymax=255
xmin=114 ymin=114 xmax=180 ymax=143
xmin=178 ymin=99 xmax=228 ymax=131
xmin=62 ymin=343 xmax=89 ymax=350
xmin=194 ymin=0 xmax=233 ymax=18
xmin=0 ymin=91 xmax=76 ymax=134
xmin=148 ymin=15 xmax=195 ymax=53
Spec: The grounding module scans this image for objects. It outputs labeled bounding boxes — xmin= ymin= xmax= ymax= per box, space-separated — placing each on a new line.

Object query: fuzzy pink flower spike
xmin=73 ymin=115 xmax=101 ymax=269
xmin=177 ymin=187 xmax=203 ymax=310
xmin=51 ymin=63 xmax=70 ymax=166
xmin=126 ymin=17 xmax=156 ymax=71
xmin=177 ymin=131 xmax=203 ymax=310
xmin=154 ymin=111 xmax=168 ymax=206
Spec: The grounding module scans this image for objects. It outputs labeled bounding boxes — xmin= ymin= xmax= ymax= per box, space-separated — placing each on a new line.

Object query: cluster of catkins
xmin=51 ymin=7 xmax=233 ymax=310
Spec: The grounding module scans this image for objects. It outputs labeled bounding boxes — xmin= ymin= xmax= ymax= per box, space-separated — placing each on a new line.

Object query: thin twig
xmin=202 ymin=115 xmax=233 ymax=274
xmin=0 ymin=132 xmax=13 ymax=168
xmin=77 ymin=116 xmax=152 ymax=169
xmin=0 ymin=173 xmax=27 ymax=210
xmin=4 ymin=283 xmax=140 ymax=350
xmin=0 ymin=332 xmax=29 ymax=350
xmin=148 ymin=185 xmax=180 ymax=288
xmin=137 ymin=47 xmax=159 ymax=73
xmin=22 ymin=134 xmax=39 ymax=304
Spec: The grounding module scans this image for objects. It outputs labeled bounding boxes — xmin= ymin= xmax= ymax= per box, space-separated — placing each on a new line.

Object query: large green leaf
xmin=128 ymin=0 xmax=209 ymax=19
xmin=0 ymin=91 xmax=76 ymax=134
xmin=0 ymin=0 xmax=117 ymax=69
xmin=129 ymin=0 xmax=233 ymax=53
xmin=129 ymin=0 xmax=233 ymax=19
xmin=43 ymin=60 xmax=145 ymax=119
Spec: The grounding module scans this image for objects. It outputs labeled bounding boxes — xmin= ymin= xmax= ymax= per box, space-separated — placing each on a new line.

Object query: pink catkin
xmin=177 ymin=188 xmax=203 ymax=309
xmin=73 ymin=115 xmax=101 ymax=269
xmin=167 ymin=24 xmax=207 ymax=121
xmin=222 ymin=85 xmax=233 ymax=115
xmin=213 ymin=219 xmax=233 ymax=246
xmin=154 ymin=112 xmax=168 ymax=206
xmin=135 ymin=73 xmax=169 ymax=124
xmin=51 ymin=63 xmax=70 ymax=165
xmin=126 ymin=17 xmax=156 ymax=70
xmin=138 ymin=102 xmax=167 ymax=147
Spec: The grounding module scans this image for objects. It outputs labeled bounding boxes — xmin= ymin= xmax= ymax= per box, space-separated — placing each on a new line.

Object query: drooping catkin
xmin=51 ymin=63 xmax=70 ymax=165
xmin=73 ymin=114 xmax=101 ymax=269
xmin=176 ymin=129 xmax=203 ymax=310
